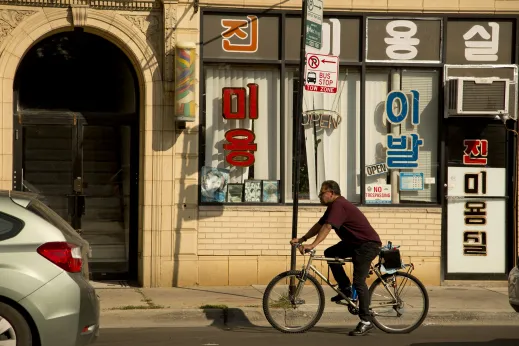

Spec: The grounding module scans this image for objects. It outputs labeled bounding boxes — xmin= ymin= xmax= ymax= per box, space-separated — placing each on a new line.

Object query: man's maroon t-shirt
xmin=318 ymin=196 xmax=381 ymax=245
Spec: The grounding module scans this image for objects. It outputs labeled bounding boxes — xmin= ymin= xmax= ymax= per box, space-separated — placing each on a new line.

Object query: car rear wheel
xmin=0 ymin=302 xmax=32 ymax=346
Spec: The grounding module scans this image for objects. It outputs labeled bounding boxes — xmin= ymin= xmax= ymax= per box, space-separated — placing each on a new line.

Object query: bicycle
xmin=262 ymin=241 xmax=429 ymax=334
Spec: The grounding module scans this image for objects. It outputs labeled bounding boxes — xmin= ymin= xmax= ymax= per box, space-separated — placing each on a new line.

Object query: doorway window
xmin=15 ymin=31 xmax=137 ymax=114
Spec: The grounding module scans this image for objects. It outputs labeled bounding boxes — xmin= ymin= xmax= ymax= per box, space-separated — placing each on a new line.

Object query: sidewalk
xmin=93 ymin=281 xmax=519 ymax=328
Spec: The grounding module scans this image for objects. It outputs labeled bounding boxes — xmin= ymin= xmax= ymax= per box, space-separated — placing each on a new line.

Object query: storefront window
xmin=364 ymin=69 xmax=439 ymax=204
xmin=201 ymin=65 xmax=280 ymax=203
xmin=285 ymin=68 xmax=361 ymax=203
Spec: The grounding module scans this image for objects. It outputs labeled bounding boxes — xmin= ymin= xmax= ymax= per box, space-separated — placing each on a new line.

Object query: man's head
xmin=319 ymin=180 xmax=341 ymax=205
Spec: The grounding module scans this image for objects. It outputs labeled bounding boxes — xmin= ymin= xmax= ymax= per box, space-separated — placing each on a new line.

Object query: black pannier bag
xmin=380 ymin=246 xmax=402 ymax=270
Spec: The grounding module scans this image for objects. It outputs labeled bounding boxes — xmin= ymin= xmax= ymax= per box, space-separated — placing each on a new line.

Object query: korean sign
xmin=446 ymin=166 xmax=506 ymax=273
xmin=446 ymin=20 xmax=513 ymax=64
xmin=446 ymin=118 xmax=507 ymax=275
xmin=446 ymin=118 xmax=506 ymax=168
xmin=284 ymin=17 xmax=360 ymax=62
xmin=384 ymin=90 xmax=424 ymax=169
xmin=463 ymin=139 xmax=488 ymax=165
xmin=222 ymin=84 xmax=259 ymax=167
xmin=462 ymin=169 xmax=490 ymax=257
xmin=366 ymin=18 xmax=442 ymax=63
xmin=202 ymin=14 xmax=279 ymax=59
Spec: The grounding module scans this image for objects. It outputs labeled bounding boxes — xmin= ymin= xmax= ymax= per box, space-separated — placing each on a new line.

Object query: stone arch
xmin=0 ymin=7 xmax=163 ymax=286
xmin=0 ymin=8 xmax=160 ymax=84
xmin=0 ymin=7 xmax=162 ymax=157
xmin=0 ymin=8 xmax=162 ymax=173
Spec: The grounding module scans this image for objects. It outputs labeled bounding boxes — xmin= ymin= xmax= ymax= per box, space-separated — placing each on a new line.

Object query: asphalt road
xmin=96 ymin=326 xmax=519 ymax=345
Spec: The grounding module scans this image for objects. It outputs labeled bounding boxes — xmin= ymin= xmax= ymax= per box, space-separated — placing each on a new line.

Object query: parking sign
xmin=304 ymin=53 xmax=338 ymax=94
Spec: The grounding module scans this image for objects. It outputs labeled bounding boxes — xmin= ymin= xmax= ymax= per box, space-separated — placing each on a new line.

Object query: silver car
xmin=0 ymin=190 xmax=99 ymax=346
xmin=509 ymin=255 xmax=519 ymax=312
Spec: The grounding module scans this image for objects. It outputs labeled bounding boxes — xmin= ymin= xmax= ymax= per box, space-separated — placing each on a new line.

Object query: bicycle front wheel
xmin=369 ymin=271 xmax=429 ymax=334
xmin=262 ymin=270 xmax=325 ymax=333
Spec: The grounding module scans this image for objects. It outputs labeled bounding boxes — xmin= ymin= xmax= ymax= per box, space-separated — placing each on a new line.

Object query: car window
xmin=26 ymin=199 xmax=79 ymax=239
xmin=0 ymin=212 xmax=25 ymax=241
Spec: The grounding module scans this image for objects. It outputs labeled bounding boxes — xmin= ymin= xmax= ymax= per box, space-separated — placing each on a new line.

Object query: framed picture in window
xmin=262 ymin=180 xmax=279 ymax=203
xmin=227 ymin=183 xmax=244 ymax=203
xmin=200 ymin=166 xmax=229 ymax=203
xmin=244 ymin=180 xmax=262 ymax=202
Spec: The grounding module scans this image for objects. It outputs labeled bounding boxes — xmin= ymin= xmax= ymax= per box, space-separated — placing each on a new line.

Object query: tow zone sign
xmin=304 ymin=52 xmax=338 ymax=94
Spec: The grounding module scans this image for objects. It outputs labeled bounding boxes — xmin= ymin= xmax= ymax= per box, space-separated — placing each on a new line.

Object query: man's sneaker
xmin=348 ymin=321 xmax=374 ymax=336
xmin=330 ymin=287 xmax=352 ymax=302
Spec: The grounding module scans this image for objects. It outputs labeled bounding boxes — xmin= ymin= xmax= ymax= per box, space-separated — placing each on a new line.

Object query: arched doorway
xmin=13 ymin=28 xmax=140 ymax=281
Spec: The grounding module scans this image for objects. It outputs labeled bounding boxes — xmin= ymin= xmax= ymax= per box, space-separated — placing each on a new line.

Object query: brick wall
xmin=197 ymin=206 xmax=441 ymax=286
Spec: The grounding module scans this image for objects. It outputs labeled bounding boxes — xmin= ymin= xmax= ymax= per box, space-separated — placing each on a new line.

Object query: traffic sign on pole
xmin=305 ymin=0 xmax=323 ymax=49
xmin=304 ymin=53 xmax=338 ymax=93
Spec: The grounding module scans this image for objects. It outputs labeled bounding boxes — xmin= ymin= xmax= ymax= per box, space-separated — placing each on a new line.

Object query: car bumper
xmin=18 ymin=271 xmax=100 ymax=346
xmin=508 ymin=266 xmax=519 ymax=306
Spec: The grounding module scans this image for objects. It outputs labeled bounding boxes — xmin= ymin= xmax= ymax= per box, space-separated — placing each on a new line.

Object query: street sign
xmin=304 ymin=53 xmax=338 ymax=93
xmin=305 ymin=0 xmax=323 ymax=49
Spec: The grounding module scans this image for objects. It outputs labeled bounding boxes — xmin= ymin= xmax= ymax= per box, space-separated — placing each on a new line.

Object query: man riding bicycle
xmin=290 ymin=180 xmax=382 ymax=336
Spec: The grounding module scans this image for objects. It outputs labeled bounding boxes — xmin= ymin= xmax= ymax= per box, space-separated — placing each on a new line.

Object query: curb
xmin=99 ymin=308 xmax=519 ymax=329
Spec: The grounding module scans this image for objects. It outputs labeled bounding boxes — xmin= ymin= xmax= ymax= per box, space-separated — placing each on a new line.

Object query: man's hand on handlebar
xmin=289 ymin=238 xmax=300 ymax=246
xmin=289 ymin=238 xmax=315 ymax=255
xmin=298 ymin=244 xmax=315 ymax=255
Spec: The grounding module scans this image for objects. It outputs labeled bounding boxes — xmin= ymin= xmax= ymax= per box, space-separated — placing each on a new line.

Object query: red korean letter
xmin=463 ymin=139 xmax=487 ymax=165
xmin=480 ymin=140 xmax=488 ymax=157
xmin=247 ymin=83 xmax=258 ymax=119
xmin=222 ymin=88 xmax=246 ymax=119
xmin=223 ymin=129 xmax=257 ymax=167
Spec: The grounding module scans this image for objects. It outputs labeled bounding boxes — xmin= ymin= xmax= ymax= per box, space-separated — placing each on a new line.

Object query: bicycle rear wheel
xmin=369 ymin=271 xmax=429 ymax=334
xmin=262 ymin=270 xmax=325 ymax=333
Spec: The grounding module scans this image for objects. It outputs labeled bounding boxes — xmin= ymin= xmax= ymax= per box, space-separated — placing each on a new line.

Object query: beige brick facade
xmin=196 ymin=207 xmax=442 ymax=286
xmin=0 ymin=0 xmax=515 ymax=288
xmin=201 ymin=0 xmax=519 ymax=13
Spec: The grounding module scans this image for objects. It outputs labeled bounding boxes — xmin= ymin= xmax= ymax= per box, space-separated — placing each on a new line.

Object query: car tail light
xmin=37 ymin=242 xmax=83 ymax=273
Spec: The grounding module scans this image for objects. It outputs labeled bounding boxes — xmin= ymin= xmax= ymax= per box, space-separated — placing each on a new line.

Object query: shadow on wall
xmin=154 ymin=119 xmax=199 ymax=286
xmin=152 ymin=0 xmax=295 ymax=286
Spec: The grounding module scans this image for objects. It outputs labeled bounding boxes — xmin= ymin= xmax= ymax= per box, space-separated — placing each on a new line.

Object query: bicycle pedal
xmin=294 ymin=298 xmax=306 ymax=304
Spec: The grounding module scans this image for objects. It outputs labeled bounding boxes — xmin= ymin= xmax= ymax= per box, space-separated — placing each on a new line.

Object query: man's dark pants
xmin=324 ymin=241 xmax=380 ymax=322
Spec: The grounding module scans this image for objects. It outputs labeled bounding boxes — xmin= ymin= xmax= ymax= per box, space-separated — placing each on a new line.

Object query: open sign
xmin=365 ymin=163 xmax=388 ymax=177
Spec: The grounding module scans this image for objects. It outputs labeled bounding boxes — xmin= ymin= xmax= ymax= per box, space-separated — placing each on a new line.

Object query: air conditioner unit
xmin=446 ymin=77 xmax=510 ymax=116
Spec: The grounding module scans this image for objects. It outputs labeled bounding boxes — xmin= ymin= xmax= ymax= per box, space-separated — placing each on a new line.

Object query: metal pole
xmin=290 ymin=0 xmax=308 ymax=294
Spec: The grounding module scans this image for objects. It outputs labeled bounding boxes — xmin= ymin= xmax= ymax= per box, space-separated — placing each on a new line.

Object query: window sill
xmin=199 ymin=203 xmax=442 ymax=213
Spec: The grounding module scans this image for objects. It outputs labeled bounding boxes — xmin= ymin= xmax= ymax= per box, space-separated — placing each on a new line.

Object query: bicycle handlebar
xmin=291 ymin=242 xmax=314 ymax=254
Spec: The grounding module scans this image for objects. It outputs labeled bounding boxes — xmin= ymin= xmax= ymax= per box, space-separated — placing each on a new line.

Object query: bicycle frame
xmin=293 ymin=245 xmax=415 ymax=310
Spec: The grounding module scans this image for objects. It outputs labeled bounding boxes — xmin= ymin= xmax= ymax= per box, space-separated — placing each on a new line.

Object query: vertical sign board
xmin=446 ymin=119 xmax=507 ymax=274
xmin=306 ymin=0 xmax=324 ymax=49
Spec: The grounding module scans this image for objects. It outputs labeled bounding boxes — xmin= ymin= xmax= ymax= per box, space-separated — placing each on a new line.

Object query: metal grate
xmin=461 ymin=80 xmax=506 ymax=112
xmin=448 ymin=80 xmax=458 ymax=110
